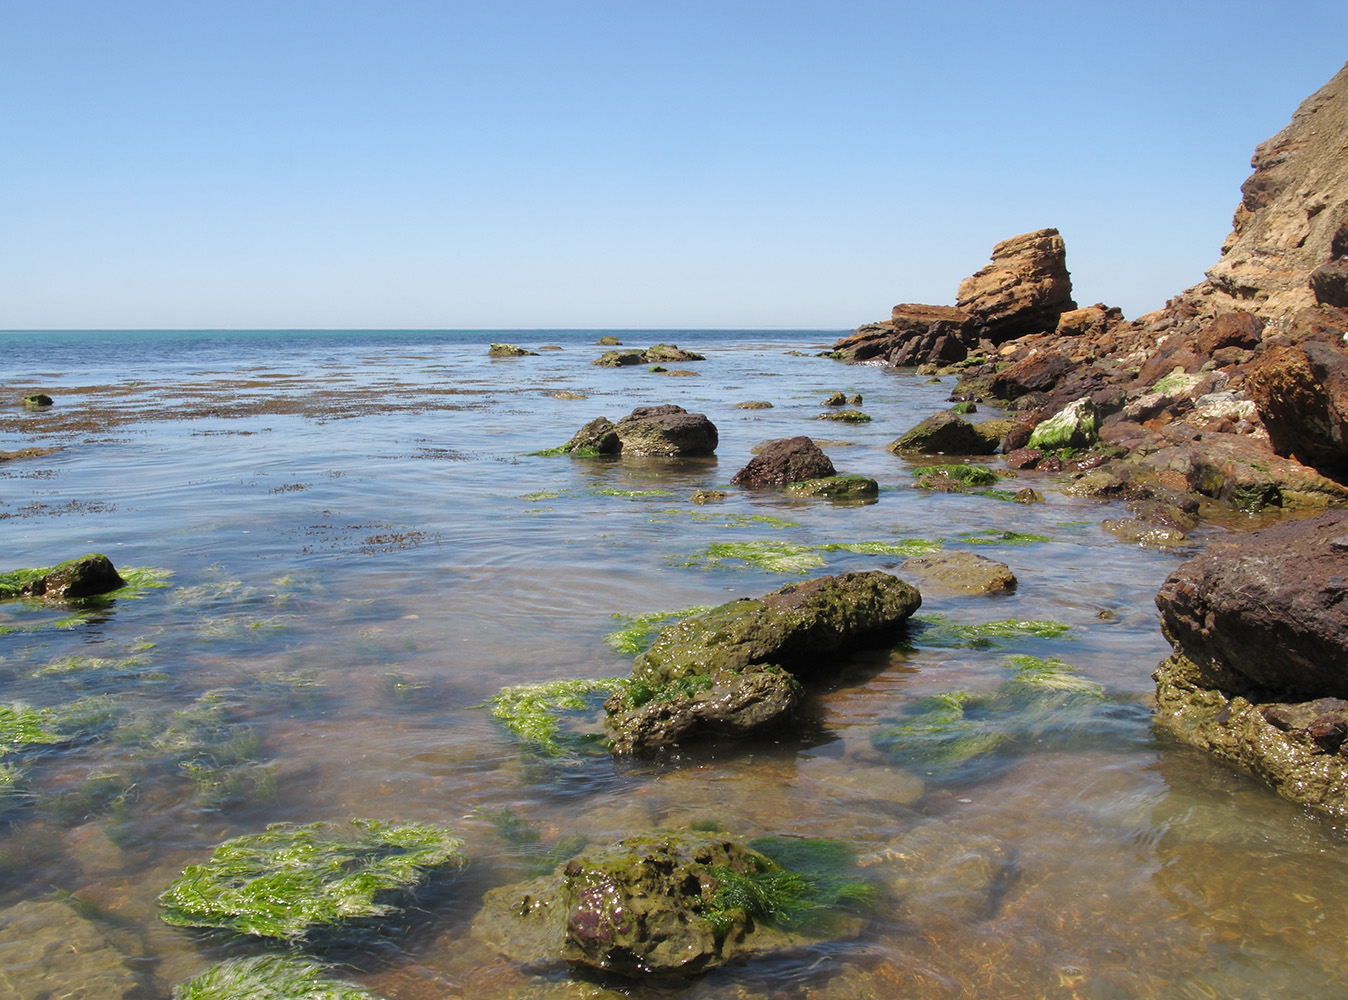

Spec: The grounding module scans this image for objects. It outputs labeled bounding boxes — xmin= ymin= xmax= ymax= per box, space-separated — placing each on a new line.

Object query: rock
xmin=564 ymin=417 xmax=621 ymax=457
xmin=1155 ymin=510 xmax=1348 ymax=699
xmin=865 ymin=823 xmax=1012 ymax=928
xmin=592 ymin=350 xmax=646 ymax=367
xmin=613 ymin=405 xmax=718 ymax=457
xmin=1055 ymin=304 xmax=1122 ymax=338
xmin=989 ymin=351 xmax=1073 ymax=400
xmin=848 ymin=394 xmax=863 ymax=405
xmin=553 ymin=391 xmax=588 ymax=400
xmin=785 ymin=475 xmax=879 ymax=500
xmin=817 ymin=408 xmax=870 ymax=422
xmin=899 ymin=550 xmax=1016 ymax=595
xmin=731 ymin=436 xmax=835 ymax=487
xmin=1004 ymin=447 xmax=1042 ymax=470
xmin=643 ymin=344 xmax=705 ymax=363
xmin=691 ymin=489 xmax=727 ymax=504
xmin=822 ymin=391 xmax=847 ymax=406
xmin=1206 ymin=62 xmax=1348 ymax=317
xmin=607 ymin=572 xmax=921 ymax=753
xmin=1 ymin=554 xmax=125 ymax=601
xmin=1310 ymin=256 xmax=1348 ymax=308
xmin=471 ymin=831 xmax=870 ymax=977
xmin=0 ymin=900 xmax=145 ymax=999
xmin=734 ymin=400 xmax=773 ymax=409
xmin=1245 ymin=340 xmax=1348 ymax=475
xmin=489 ymin=343 xmax=538 ymax=357
xmin=21 ymin=393 xmax=53 ymax=408
xmin=1027 ymin=397 xmax=1100 ymax=451
xmin=1197 ymin=310 xmax=1264 ymax=354
xmin=1139 ymin=432 xmax=1348 ymax=510
xmin=887 ymin=411 xmax=995 ymax=455
xmin=1101 ymin=518 xmax=1189 ymax=551
xmin=1013 ymin=487 xmax=1043 ymax=503
xmin=596 ymin=336 xmax=623 ymax=345
xmin=832 ymin=304 xmax=973 ymax=365
xmin=955 ymin=228 xmax=1077 ymax=343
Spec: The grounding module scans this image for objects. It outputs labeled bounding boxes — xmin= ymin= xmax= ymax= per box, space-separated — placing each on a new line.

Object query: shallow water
xmin=1 ymin=330 xmax=1346 ymax=999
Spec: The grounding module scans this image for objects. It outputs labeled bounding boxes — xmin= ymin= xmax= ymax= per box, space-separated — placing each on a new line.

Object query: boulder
xmin=488 ymin=343 xmax=538 ymax=357
xmin=593 ymin=350 xmax=646 ymax=367
xmin=1 ymin=554 xmax=125 ymax=601
xmin=613 ymin=405 xmax=718 ymax=457
xmin=1245 ymin=340 xmax=1348 ymax=475
xmin=1196 ymin=310 xmax=1264 ymax=355
xmin=564 ymin=417 xmax=621 ymax=456
xmin=21 ymin=393 xmax=53 ymax=408
xmin=887 ymin=411 xmax=995 ymax=455
xmin=785 ymin=475 xmax=879 ymax=501
xmin=955 ymin=228 xmax=1077 ymax=343
xmin=988 ymin=351 xmax=1073 ymax=400
xmin=899 ymin=550 xmax=1016 ymax=595
xmin=831 ymin=305 xmax=972 ymax=365
xmin=1027 ymin=397 xmax=1101 ymax=451
xmin=731 ymin=436 xmax=835 ymax=487
xmin=643 ymin=344 xmax=705 ymax=363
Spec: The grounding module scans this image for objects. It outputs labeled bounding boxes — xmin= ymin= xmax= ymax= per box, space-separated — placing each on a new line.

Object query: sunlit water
xmin=1 ymin=330 xmax=1345 ymax=999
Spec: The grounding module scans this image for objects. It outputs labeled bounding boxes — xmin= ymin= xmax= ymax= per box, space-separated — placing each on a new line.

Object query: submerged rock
xmin=0 ymin=554 xmax=125 ymax=601
xmin=21 ymin=393 xmax=53 ymax=408
xmin=731 ymin=436 xmax=835 ymax=487
xmin=888 ymin=411 xmax=996 ymax=455
xmin=785 ymin=474 xmax=879 ymax=501
xmin=1153 ymin=510 xmax=1348 ymax=814
xmin=899 ymin=550 xmax=1016 ymax=595
xmin=606 ymin=572 xmax=921 ymax=753
xmin=0 ymin=899 xmax=145 ymax=999
xmin=614 ymin=405 xmax=717 ymax=456
xmin=470 ymin=830 xmax=872 ymax=978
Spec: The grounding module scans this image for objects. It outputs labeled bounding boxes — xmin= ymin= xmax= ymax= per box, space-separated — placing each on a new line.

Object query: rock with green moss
xmin=643 ymin=344 xmax=705 ymax=363
xmin=731 ymin=436 xmax=835 ymax=487
xmin=1027 ymin=396 xmax=1100 ymax=451
xmin=0 ymin=554 xmax=125 ymax=601
xmin=172 ymin=955 xmax=382 ymax=1000
xmin=21 ymin=393 xmax=53 ymax=408
xmin=785 ymin=474 xmax=879 ymax=500
xmin=488 ymin=343 xmax=539 ymax=358
xmin=910 ymin=463 xmax=1000 ymax=491
xmin=614 ymin=405 xmax=717 ymax=456
xmin=606 ymin=572 xmax=920 ymax=753
xmin=817 ymin=409 xmax=870 ymax=423
xmin=888 ymin=411 xmax=996 ymax=455
xmin=900 ymin=550 xmax=1015 ymax=595
xmin=491 ymin=678 xmax=626 ymax=757
xmin=596 ymin=336 xmax=623 ymax=346
xmin=157 ymin=820 xmax=467 ymax=942
xmin=470 ymin=830 xmax=872 ymax=977
xmin=593 ymin=350 xmax=646 ymax=367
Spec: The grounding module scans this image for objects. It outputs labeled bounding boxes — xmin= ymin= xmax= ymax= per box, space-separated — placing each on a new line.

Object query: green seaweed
xmin=969 ymin=489 xmax=1020 ymax=502
xmin=592 ymin=488 xmax=673 ymax=498
xmin=1005 ymin=654 xmax=1105 ymax=697
xmin=911 ymin=614 xmax=1071 ymax=649
xmin=871 ymin=691 xmax=1008 ymax=768
xmin=0 ymin=703 xmax=68 ymax=753
xmin=158 ymin=819 xmax=467 ymax=941
xmin=490 ymin=677 xmax=627 ymax=756
xmin=911 ymin=464 xmax=1000 ymax=487
xmin=619 ymin=672 xmax=715 ymax=710
xmin=958 ymin=529 xmax=1052 ymax=546
xmin=172 ymin=954 xmax=383 ymax=1000
xmin=519 ymin=489 xmax=566 ymax=502
xmin=605 ymin=606 xmax=713 ymax=655
xmin=818 ymin=539 xmax=944 ymax=557
xmin=672 ymin=541 xmax=826 ymax=574
xmin=653 ymin=510 xmax=800 ymax=530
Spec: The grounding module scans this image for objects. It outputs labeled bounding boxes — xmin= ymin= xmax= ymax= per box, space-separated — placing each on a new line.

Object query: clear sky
xmin=4 ymin=1 xmax=1347 ymax=330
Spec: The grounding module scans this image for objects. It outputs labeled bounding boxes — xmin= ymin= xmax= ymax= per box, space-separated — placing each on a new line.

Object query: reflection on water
xmin=1 ymin=330 xmax=1345 ymax=999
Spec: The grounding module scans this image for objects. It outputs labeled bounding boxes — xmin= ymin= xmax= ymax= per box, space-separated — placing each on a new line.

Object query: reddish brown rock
xmin=988 ymin=351 xmax=1072 ymax=400
xmin=1197 ymin=310 xmax=1264 ymax=355
xmin=1245 ymin=340 xmax=1348 ymax=474
xmin=731 ymin=437 xmax=836 ymax=487
xmin=955 ymin=228 xmax=1077 ymax=344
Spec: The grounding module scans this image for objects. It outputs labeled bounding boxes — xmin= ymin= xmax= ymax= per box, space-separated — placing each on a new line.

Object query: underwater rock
xmin=731 ymin=436 xmax=836 ymax=487
xmin=470 ymin=830 xmax=872 ymax=978
xmin=0 ymin=899 xmax=145 ymax=999
xmin=908 ymin=463 xmax=1000 ymax=492
xmin=734 ymin=400 xmax=773 ymax=409
xmin=899 ymin=550 xmax=1016 ymax=595
xmin=1153 ymin=510 xmax=1348 ymax=814
xmin=817 ymin=408 xmax=870 ymax=422
xmin=606 ymin=572 xmax=920 ymax=753
xmin=0 ymin=553 xmax=125 ymax=601
xmin=614 ymin=405 xmax=718 ymax=457
xmin=171 ymin=955 xmax=382 ymax=1000
xmin=489 ymin=344 xmax=539 ymax=357
xmin=158 ymin=819 xmax=467 ymax=941
xmin=862 ymin=823 xmax=1012 ymax=928
xmin=887 ymin=411 xmax=996 ymax=455
xmin=785 ymin=474 xmax=880 ymax=501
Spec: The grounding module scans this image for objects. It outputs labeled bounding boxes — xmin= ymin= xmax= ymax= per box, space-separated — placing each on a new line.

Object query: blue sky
xmin=4 ymin=1 xmax=1347 ymax=330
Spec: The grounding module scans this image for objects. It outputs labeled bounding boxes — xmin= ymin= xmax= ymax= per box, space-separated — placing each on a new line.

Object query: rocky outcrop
xmin=614 ymin=405 xmax=718 ymax=456
xmin=1 ymin=554 xmax=125 ymax=601
xmin=887 ymin=411 xmax=996 ymax=455
xmin=1153 ymin=511 xmax=1348 ymax=814
xmin=488 ymin=343 xmax=538 ymax=357
xmin=1245 ymin=340 xmax=1348 ymax=476
xmin=594 ymin=344 xmax=705 ymax=367
xmin=606 ymin=572 xmax=921 ymax=753
xmin=955 ymin=228 xmax=1077 ymax=344
xmin=731 ymin=436 xmax=836 ymax=487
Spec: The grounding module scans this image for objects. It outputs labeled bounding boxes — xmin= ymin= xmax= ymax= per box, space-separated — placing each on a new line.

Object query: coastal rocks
xmin=489 ymin=344 xmax=539 ymax=357
xmin=0 ymin=554 xmax=125 ymax=601
xmin=1026 ymin=397 xmax=1100 ymax=451
xmin=554 ymin=407 xmax=718 ymax=458
xmin=831 ymin=304 xmax=974 ymax=366
xmin=955 ymin=228 xmax=1077 ymax=344
xmin=1153 ymin=511 xmax=1348 ymax=813
xmin=731 ymin=437 xmax=835 ymax=487
xmin=614 ymin=405 xmax=717 ymax=457
xmin=899 ymin=550 xmax=1016 ymax=595
xmin=887 ymin=411 xmax=995 ymax=455
xmin=593 ymin=345 xmax=704 ymax=367
xmin=785 ymin=474 xmax=880 ymax=501
xmin=606 ymin=572 xmax=921 ymax=753
xmin=1245 ymin=339 xmax=1348 ymax=475
xmin=21 ymin=393 xmax=53 ymax=408
xmin=470 ymin=831 xmax=871 ymax=977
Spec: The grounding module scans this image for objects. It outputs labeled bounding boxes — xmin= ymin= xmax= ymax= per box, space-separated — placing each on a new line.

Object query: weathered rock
xmin=899 ymin=550 xmax=1016 ymax=595
xmin=989 ymin=351 xmax=1073 ymax=400
xmin=643 ymin=344 xmax=705 ymax=363
xmin=593 ymin=351 xmax=646 ymax=367
xmin=471 ymin=831 xmax=868 ymax=977
xmin=1310 ymin=256 xmax=1348 ymax=308
xmin=817 ymin=408 xmax=870 ymax=423
xmin=1054 ymin=304 xmax=1122 ymax=338
xmin=1206 ymin=61 xmax=1348 ymax=317
xmin=955 ymin=228 xmax=1077 ymax=343
xmin=731 ymin=436 xmax=835 ymax=487
xmin=691 ymin=489 xmax=727 ymax=504
xmin=734 ymin=400 xmax=773 ymax=409
xmin=488 ymin=343 xmax=538 ymax=357
xmin=1137 ymin=433 xmax=1348 ymax=510
xmin=1245 ymin=340 xmax=1348 ymax=475
xmin=613 ymin=405 xmax=718 ymax=457
xmin=785 ymin=475 xmax=879 ymax=501
xmin=596 ymin=336 xmax=623 ymax=345
xmin=564 ymin=417 xmax=621 ymax=456
xmin=1196 ymin=310 xmax=1264 ymax=354
xmin=1155 ymin=510 xmax=1348 ymax=699
xmin=2 ymin=554 xmax=125 ymax=601
xmin=822 ymin=391 xmax=847 ymax=407
xmin=832 ymin=304 xmax=973 ymax=365
xmin=887 ymin=411 xmax=995 ymax=455
xmin=1101 ymin=518 xmax=1189 ymax=551
xmin=1027 ymin=397 xmax=1100 ymax=451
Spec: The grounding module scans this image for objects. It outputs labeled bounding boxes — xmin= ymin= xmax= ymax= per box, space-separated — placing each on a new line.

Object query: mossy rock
xmin=910 ymin=464 xmax=1000 ymax=491
xmin=889 ymin=411 xmax=995 ymax=456
xmin=471 ymin=830 xmax=872 ymax=977
xmin=734 ymin=400 xmax=773 ymax=410
xmin=21 ymin=393 xmax=53 ymax=408
xmin=1027 ymin=397 xmax=1100 ymax=451
xmin=0 ymin=554 xmax=125 ymax=601
xmin=785 ymin=475 xmax=879 ymax=500
xmin=488 ymin=343 xmax=539 ymax=357
xmin=817 ymin=409 xmax=870 ymax=423
xmin=592 ymin=351 xmax=646 ymax=367
xmin=172 ymin=955 xmax=382 ymax=1000
xmin=596 ymin=336 xmax=623 ymax=346
xmin=158 ymin=819 xmax=467 ymax=941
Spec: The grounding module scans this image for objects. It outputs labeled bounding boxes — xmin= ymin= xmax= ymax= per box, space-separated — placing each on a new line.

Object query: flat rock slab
xmin=900 ymin=550 xmax=1016 ymax=595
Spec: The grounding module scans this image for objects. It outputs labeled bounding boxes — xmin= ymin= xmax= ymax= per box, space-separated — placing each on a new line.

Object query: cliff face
xmin=1204 ymin=61 xmax=1348 ymax=318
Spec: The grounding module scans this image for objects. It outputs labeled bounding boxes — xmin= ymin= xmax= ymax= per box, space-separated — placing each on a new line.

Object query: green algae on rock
xmin=909 ymin=613 xmax=1071 ymax=649
xmin=672 ymin=540 xmax=826 ymax=574
xmin=158 ymin=819 xmax=467 ymax=941
xmin=488 ymin=343 xmax=539 ymax=357
xmin=817 ymin=538 xmax=943 ymax=557
xmin=605 ymin=606 xmax=713 ymax=655
xmin=172 ymin=955 xmax=383 ymax=1000
xmin=0 ymin=554 xmax=125 ymax=601
xmin=909 ymin=464 xmax=1000 ymax=491
xmin=490 ymin=678 xmax=627 ymax=757
xmin=785 ymin=474 xmax=879 ymax=500
xmin=958 ymin=529 xmax=1052 ymax=546
xmin=1026 ymin=397 xmax=1100 ymax=451
xmin=470 ymin=830 xmax=874 ymax=978
xmin=817 ymin=408 xmax=871 ymax=422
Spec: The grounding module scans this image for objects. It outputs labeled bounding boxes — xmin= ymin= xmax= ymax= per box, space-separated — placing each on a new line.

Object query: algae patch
xmin=958 ymin=529 xmax=1053 ymax=546
xmin=672 ymin=541 xmax=826 ymax=574
xmin=605 ymin=606 xmax=713 ymax=655
xmin=158 ymin=819 xmax=466 ymax=941
xmin=490 ymin=677 xmax=627 ymax=757
xmin=910 ymin=614 xmax=1071 ymax=649
xmin=173 ymin=954 xmax=384 ymax=1000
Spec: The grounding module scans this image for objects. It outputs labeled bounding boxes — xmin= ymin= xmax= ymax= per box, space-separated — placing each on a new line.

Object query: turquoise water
xmin=1 ymin=330 xmax=1346 ymax=999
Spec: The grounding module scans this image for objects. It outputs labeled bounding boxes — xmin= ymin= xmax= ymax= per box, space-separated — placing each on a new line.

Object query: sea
xmin=0 ymin=328 xmax=1345 ymax=999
